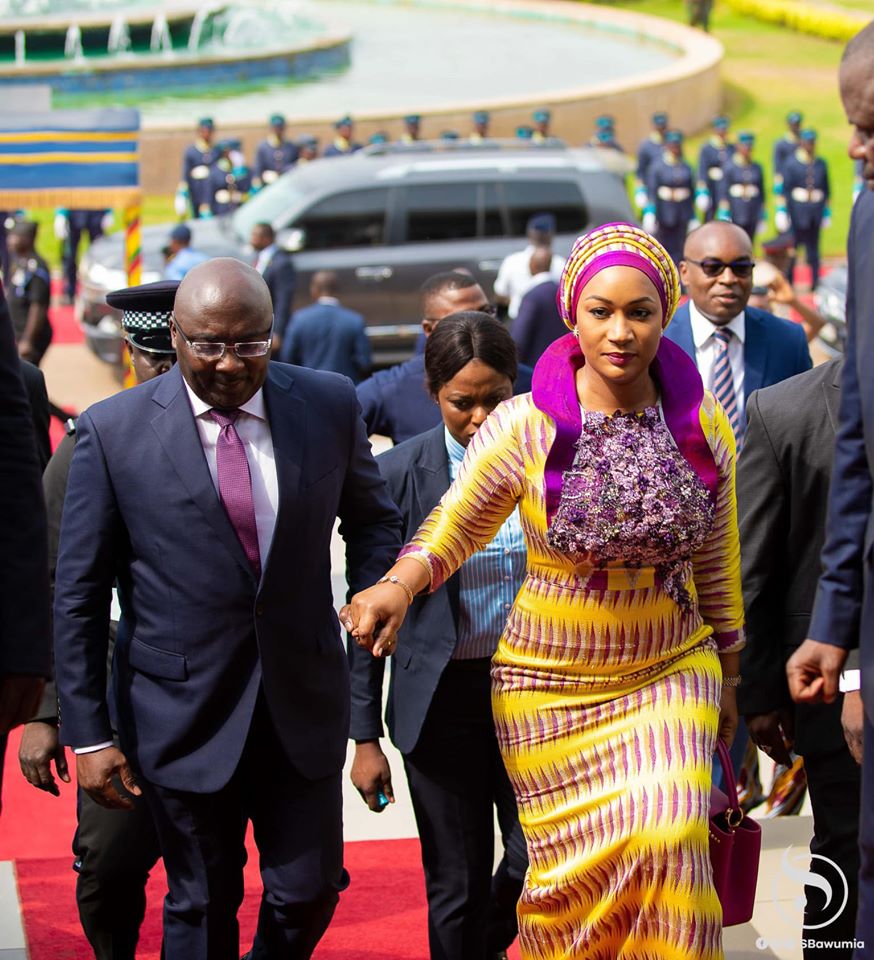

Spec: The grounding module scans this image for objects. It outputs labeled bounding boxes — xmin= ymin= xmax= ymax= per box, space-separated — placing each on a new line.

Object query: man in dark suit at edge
xmin=787 ymin=24 xmax=874 ymax=956
xmin=53 ymin=258 xmax=403 ymax=959
xmin=738 ymin=359 xmax=862 ymax=956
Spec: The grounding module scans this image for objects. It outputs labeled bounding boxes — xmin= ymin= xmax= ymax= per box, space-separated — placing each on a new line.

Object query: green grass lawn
xmin=593 ymin=0 xmax=855 ymax=256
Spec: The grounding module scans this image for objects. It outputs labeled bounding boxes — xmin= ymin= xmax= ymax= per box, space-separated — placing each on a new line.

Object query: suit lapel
xmin=413 ymin=426 xmax=460 ymax=616
xmin=668 ymin=304 xmax=696 ymax=360
xmin=743 ymin=309 xmax=767 ymax=402
xmin=149 ymin=366 xmax=255 ymax=581
xmin=823 ymin=360 xmax=843 ymax=433
xmin=261 ymin=364 xmax=304 ymax=574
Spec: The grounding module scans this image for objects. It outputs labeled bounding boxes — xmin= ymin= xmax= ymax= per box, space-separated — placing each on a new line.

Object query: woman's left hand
xmin=717 ymin=686 xmax=738 ymax=748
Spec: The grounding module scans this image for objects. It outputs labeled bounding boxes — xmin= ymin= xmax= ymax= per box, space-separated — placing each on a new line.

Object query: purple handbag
xmin=709 ymin=738 xmax=762 ymax=926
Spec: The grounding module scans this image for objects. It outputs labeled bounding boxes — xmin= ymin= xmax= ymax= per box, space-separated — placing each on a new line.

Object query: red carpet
xmin=1 ymin=729 xmax=522 ymax=959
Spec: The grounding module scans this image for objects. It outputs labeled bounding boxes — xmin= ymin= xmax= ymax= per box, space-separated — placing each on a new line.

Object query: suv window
xmin=503 ymin=180 xmax=588 ymax=236
xmin=405 ymin=182 xmax=478 ymax=243
xmin=297 ymin=188 xmax=389 ymax=250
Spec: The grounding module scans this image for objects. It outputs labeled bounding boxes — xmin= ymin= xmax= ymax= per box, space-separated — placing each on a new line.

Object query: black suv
xmin=78 ymin=141 xmax=633 ymax=367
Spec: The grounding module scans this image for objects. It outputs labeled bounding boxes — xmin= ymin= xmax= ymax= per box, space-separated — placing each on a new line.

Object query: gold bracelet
xmin=722 ymin=674 xmax=742 ymax=688
xmin=377 ymin=575 xmax=414 ymax=606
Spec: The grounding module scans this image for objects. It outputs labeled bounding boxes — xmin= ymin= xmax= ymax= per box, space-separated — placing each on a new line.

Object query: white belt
xmin=190 ymin=164 xmax=210 ymax=180
xmin=262 ymin=169 xmax=279 ymax=183
xmin=790 ymin=187 xmax=824 ymax=203
xmin=708 ymin=167 xmax=724 ymax=181
xmin=729 ymin=184 xmax=760 ymax=199
xmin=214 ymin=189 xmax=231 ymax=204
xmin=657 ymin=186 xmax=691 ymax=202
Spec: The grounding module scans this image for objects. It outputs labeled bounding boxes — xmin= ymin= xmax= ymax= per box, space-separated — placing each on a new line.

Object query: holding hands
xmin=340 ymin=559 xmax=430 ymax=658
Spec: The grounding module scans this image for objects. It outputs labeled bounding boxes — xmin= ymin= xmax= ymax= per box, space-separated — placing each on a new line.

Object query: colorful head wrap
xmin=558 ymin=222 xmax=681 ymax=332
xmin=533 ymin=223 xmax=717 ymax=526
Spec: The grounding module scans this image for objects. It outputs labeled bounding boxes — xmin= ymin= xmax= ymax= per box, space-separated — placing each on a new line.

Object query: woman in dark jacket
xmin=348 ymin=312 xmax=528 ymax=960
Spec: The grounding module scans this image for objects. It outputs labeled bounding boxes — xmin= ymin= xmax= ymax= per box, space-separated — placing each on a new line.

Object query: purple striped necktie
xmin=711 ymin=327 xmax=742 ymax=450
xmin=210 ymin=409 xmax=262 ymax=579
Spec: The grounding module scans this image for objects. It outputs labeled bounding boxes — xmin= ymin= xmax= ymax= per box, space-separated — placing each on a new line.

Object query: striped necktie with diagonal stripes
xmin=711 ymin=327 xmax=743 ymax=450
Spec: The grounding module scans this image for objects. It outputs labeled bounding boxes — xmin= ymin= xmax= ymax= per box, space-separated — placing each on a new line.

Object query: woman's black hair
xmin=424 ymin=311 xmax=519 ymax=396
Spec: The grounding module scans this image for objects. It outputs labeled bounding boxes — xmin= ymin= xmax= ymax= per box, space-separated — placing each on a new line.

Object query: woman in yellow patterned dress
xmin=342 ymin=223 xmax=743 ymax=960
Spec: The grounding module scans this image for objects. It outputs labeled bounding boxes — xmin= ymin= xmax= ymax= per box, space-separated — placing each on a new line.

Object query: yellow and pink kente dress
xmin=400 ymin=334 xmax=745 ymax=960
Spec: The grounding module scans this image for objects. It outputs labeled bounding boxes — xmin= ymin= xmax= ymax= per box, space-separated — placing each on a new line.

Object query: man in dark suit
xmin=53 ymin=259 xmax=402 ymax=959
xmin=280 ymin=271 xmax=370 ymax=382
xmin=669 ymin=220 xmax=812 ymax=445
xmin=787 ymin=25 xmax=874 ymax=954
xmin=357 ymin=272 xmax=533 ymax=443
xmin=669 ymin=219 xmax=811 ymax=794
xmin=19 ymin=360 xmax=51 ymax=469
xmin=0 ymin=283 xmax=50 ymax=741
xmin=251 ymin=222 xmax=295 ymax=357
xmin=739 ymin=360 xmax=862 ymax=955
xmin=511 ymin=246 xmax=564 ymax=366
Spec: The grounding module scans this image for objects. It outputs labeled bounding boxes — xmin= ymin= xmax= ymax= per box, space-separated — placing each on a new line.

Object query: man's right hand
xmin=786 ymin=638 xmax=848 ymax=704
xmin=0 ymin=675 xmax=46 ymax=735
xmin=19 ymin=721 xmax=70 ymax=797
xmin=77 ymin=746 xmax=142 ymax=810
xmin=351 ymin=740 xmax=394 ymax=813
xmin=746 ymin=708 xmax=795 ymax=767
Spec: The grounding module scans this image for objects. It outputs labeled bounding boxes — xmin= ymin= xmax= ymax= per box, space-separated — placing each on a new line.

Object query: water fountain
xmin=0 ymin=0 xmax=351 ymax=96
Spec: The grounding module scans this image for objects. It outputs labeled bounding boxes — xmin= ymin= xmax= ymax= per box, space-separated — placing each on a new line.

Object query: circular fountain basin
xmin=0 ymin=0 xmax=351 ymax=95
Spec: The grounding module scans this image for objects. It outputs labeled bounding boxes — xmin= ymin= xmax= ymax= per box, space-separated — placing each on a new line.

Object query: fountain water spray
xmin=108 ymin=15 xmax=131 ymax=54
xmin=64 ymin=24 xmax=83 ymax=61
xmin=14 ymin=29 xmax=24 ymax=65
xmin=150 ymin=13 xmax=172 ymax=54
xmin=188 ymin=7 xmax=209 ymax=52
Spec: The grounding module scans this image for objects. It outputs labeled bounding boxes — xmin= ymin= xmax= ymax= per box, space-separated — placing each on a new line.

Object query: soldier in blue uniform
xmin=6 ymin=221 xmax=52 ymax=365
xmin=55 ymin=209 xmax=112 ymax=303
xmin=781 ymin=129 xmax=830 ymax=289
xmin=469 ymin=111 xmax=490 ymax=144
xmin=696 ymin=115 xmax=734 ymax=221
xmin=400 ymin=114 xmax=421 ymax=144
xmin=176 ymin=117 xmax=217 ymax=219
xmin=717 ymin=131 xmax=766 ymax=241
xmin=635 ymin=111 xmax=669 ymax=212
xmin=323 ymin=115 xmax=363 ymax=157
xmin=252 ymin=114 xmax=298 ymax=191
xmin=206 ymin=139 xmax=251 ymax=217
xmin=772 ymin=110 xmax=803 ymax=205
xmin=531 ymin=109 xmax=551 ymax=143
xmin=588 ymin=115 xmax=622 ymax=151
xmin=643 ymin=129 xmax=695 ymax=265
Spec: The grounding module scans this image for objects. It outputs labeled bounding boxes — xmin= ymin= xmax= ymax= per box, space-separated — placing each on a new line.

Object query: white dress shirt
xmin=183 ymin=380 xmax=279 ymax=564
xmin=254 ymin=243 xmax=277 ymax=275
xmin=74 ymin=380 xmax=280 ymax=754
xmin=688 ymin=300 xmax=746 ymax=412
xmin=493 ymin=245 xmax=565 ymax=319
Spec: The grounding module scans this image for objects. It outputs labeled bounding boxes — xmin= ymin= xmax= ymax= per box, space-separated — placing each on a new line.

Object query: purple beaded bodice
xmin=546 ymin=406 xmax=715 ymax=610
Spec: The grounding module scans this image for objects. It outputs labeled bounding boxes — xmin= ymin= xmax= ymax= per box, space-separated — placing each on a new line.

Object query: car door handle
xmin=355 ymin=266 xmax=393 ymax=281
xmin=477 ymin=259 xmax=502 ymax=272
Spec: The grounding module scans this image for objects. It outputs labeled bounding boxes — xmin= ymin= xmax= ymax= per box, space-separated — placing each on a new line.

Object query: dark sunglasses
xmin=685 ymin=257 xmax=755 ymax=279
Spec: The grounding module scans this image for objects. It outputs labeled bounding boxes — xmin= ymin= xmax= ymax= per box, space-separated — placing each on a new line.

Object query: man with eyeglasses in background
xmin=666 ymin=219 xmax=812 ymax=801
xmin=357 ymin=270 xmax=533 ymax=444
xmin=52 ymin=258 xmax=403 ymax=960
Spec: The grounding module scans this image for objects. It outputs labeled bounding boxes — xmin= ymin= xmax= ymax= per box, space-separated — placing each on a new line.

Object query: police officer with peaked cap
xmin=635 ymin=111 xmax=670 ymax=212
xmin=718 ymin=131 xmax=766 ymax=241
xmin=324 ymin=115 xmax=363 ymax=157
xmin=400 ymin=114 xmax=421 ymax=144
xmin=781 ymin=128 xmax=830 ymax=288
xmin=177 ymin=117 xmax=217 ymax=219
xmin=697 ymin=115 xmax=735 ymax=221
xmin=469 ymin=110 xmax=490 ymax=144
xmin=252 ymin=114 xmax=298 ymax=191
xmin=18 ymin=280 xmax=177 ymax=960
xmin=531 ymin=108 xmax=551 ymax=143
xmin=207 ymin=138 xmax=251 ymax=217
xmin=644 ymin=129 xmax=696 ymax=265
xmin=773 ymin=110 xmax=803 ymax=203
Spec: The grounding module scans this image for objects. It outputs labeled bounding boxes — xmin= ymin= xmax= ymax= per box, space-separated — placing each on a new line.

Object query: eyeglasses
xmin=685 ymin=257 xmax=755 ymax=279
xmin=172 ymin=315 xmax=272 ymax=361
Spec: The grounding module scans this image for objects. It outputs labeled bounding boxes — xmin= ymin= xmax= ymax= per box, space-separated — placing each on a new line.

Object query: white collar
xmin=183 ymin=378 xmax=267 ymax=421
xmin=527 ymin=271 xmax=554 ymax=287
xmin=688 ymin=299 xmax=746 ymax=348
xmin=256 ymin=243 xmax=276 ymax=262
xmin=316 ymin=296 xmax=340 ymax=306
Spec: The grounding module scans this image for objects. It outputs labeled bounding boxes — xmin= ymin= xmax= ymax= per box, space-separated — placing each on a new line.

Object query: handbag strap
xmin=715 ymin=738 xmax=742 ymax=813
